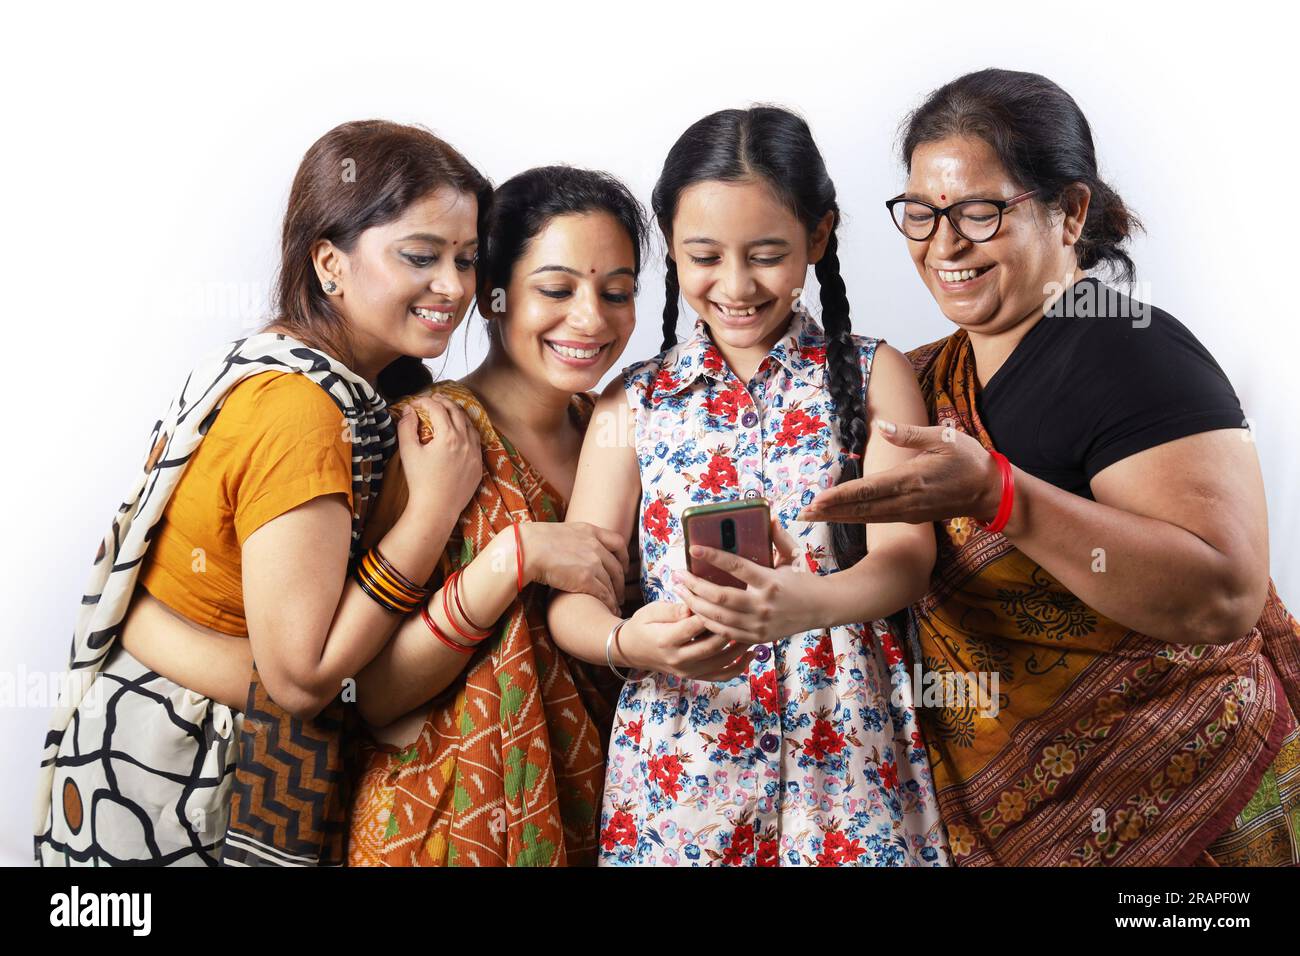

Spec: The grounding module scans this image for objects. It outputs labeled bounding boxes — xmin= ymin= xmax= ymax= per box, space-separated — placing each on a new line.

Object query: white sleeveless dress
xmin=597 ymin=306 xmax=950 ymax=866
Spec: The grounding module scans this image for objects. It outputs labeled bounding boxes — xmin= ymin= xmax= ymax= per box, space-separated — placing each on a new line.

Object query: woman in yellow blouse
xmin=36 ymin=120 xmax=492 ymax=866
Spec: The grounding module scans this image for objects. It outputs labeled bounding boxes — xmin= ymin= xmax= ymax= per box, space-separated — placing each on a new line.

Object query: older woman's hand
xmin=797 ymin=419 xmax=1004 ymax=526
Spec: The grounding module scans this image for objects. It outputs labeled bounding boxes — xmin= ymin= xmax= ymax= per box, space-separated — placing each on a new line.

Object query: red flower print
xmin=651 ymin=367 xmax=681 ymax=398
xmin=757 ymin=837 xmax=779 ymax=867
xmin=716 ymin=713 xmax=755 ymax=755
xmin=801 ymin=634 xmax=837 ymax=678
xmin=880 ymin=628 xmax=905 ymax=668
xmin=816 ymin=828 xmax=866 ymax=866
xmin=879 ymin=760 xmax=898 ymax=790
xmin=644 ymin=496 xmax=673 ymax=543
xmin=648 ymin=753 xmax=685 ymax=800
xmin=802 ymin=717 xmax=846 ymax=762
xmin=600 ymin=808 xmax=638 ymax=851
xmin=704 ymin=381 xmax=747 ymax=424
xmin=702 ymin=345 xmax=725 ymax=375
xmin=799 ymin=344 xmax=826 ymax=367
xmin=750 ymin=670 xmax=779 ymax=714
xmin=699 ymin=452 xmax=738 ymax=495
xmin=624 ymin=718 xmax=643 ymax=745
xmin=721 ymin=822 xmax=755 ymax=866
xmin=775 ymin=408 xmax=825 ymax=447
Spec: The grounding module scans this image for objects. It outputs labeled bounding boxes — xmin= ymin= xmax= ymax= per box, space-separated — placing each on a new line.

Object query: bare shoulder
xmin=582 ymin=379 xmax=637 ymax=468
xmin=865 ymin=341 xmax=916 ymax=387
xmin=568 ymin=376 xmax=640 ymax=528
xmin=864 ymin=342 xmax=926 ymax=412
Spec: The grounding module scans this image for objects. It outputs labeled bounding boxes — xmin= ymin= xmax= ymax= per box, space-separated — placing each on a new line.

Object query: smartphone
xmin=681 ymin=498 xmax=773 ymax=590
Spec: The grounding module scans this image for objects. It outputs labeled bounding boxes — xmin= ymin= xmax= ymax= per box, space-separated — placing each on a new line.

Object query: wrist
xmin=396 ymin=496 xmax=457 ymax=541
xmin=611 ymin=616 xmax=640 ymax=670
xmin=999 ymin=466 xmax=1027 ymax=537
xmin=514 ymin=521 xmax=536 ymax=584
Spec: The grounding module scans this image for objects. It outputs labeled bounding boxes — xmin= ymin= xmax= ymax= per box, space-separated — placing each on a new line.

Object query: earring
xmin=323 ymin=280 xmax=338 ymax=294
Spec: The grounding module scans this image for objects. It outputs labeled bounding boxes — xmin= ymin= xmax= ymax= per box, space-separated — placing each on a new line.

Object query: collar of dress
xmin=649 ymin=305 xmax=829 ymax=404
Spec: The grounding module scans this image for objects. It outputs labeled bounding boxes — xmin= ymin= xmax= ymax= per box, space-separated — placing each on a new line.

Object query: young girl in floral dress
xmin=548 ymin=106 xmax=949 ymax=866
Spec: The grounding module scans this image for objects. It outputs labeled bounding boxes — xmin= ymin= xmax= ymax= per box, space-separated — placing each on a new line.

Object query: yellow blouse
xmin=137 ymin=370 xmax=354 ymax=636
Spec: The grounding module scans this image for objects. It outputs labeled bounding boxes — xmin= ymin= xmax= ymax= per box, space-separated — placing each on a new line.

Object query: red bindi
xmin=940 ymin=194 xmax=946 ymax=201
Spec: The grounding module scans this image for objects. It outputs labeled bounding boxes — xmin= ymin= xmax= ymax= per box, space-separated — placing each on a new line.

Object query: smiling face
xmin=315 ymin=185 xmax=480 ymax=377
xmin=485 ymin=210 xmax=638 ymax=394
xmin=670 ymin=178 xmax=831 ymax=358
xmin=903 ymin=135 xmax=1082 ymax=338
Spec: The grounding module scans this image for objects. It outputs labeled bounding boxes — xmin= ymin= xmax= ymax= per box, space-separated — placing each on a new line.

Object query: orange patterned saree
xmin=907 ymin=332 xmax=1300 ymax=866
xmin=347 ymin=382 xmax=618 ymax=866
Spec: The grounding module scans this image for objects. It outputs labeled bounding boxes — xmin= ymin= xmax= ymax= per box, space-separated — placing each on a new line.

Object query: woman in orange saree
xmin=346 ymin=166 xmax=648 ymax=865
xmin=800 ymin=69 xmax=1300 ymax=865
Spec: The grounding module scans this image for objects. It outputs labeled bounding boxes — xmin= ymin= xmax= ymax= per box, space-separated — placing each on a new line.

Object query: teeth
xmin=547 ymin=342 xmax=602 ymax=359
xmin=413 ymin=307 xmax=452 ymax=323
xmin=938 ymin=268 xmax=988 ymax=283
xmin=715 ymin=303 xmax=759 ymax=317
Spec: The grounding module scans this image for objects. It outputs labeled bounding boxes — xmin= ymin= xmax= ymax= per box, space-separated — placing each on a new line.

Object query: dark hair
xmin=900 ymin=68 xmax=1142 ymax=284
xmin=477 ymin=164 xmax=649 ymax=320
xmin=652 ymin=105 xmax=867 ymax=570
xmin=272 ymin=119 xmax=492 ymax=401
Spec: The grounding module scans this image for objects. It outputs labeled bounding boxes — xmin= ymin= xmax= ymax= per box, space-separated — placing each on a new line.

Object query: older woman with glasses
xmin=799 ymin=68 xmax=1300 ymax=866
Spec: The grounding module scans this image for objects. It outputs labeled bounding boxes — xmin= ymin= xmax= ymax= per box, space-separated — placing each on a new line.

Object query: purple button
xmin=753 ymin=644 xmax=771 ymax=663
xmin=741 ymin=410 xmax=759 ymax=428
xmin=760 ymin=733 xmax=779 ymax=754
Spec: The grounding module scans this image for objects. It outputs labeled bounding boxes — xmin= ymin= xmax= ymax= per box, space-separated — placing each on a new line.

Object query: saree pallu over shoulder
xmin=905 ymin=331 xmax=1299 ymax=866
xmin=348 ymin=382 xmax=618 ymax=866
xmin=34 ymin=333 xmax=394 ymax=866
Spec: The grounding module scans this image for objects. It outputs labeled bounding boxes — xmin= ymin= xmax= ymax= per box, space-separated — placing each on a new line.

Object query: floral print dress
xmin=598 ymin=305 xmax=949 ymax=866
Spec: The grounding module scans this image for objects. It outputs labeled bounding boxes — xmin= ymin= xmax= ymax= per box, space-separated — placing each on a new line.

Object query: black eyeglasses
xmin=885 ymin=190 xmax=1039 ymax=243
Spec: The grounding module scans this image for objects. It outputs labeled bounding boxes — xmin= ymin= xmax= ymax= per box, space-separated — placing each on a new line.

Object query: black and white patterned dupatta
xmin=34 ymin=332 xmax=395 ymax=865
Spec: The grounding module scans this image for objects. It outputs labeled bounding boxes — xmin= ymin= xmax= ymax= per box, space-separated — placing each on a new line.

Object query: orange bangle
xmin=355 ymin=550 xmax=426 ymax=614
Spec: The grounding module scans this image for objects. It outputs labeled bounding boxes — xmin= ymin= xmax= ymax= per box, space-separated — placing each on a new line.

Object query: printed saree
xmin=907 ymin=331 xmax=1300 ymax=866
xmin=36 ymin=334 xmax=394 ymax=866
xmin=347 ymin=381 xmax=619 ymax=866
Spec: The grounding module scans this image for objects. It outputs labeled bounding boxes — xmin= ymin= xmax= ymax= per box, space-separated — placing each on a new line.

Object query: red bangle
xmin=512 ymin=520 xmax=525 ymax=592
xmin=975 ymin=450 xmax=1015 ymax=534
xmin=421 ymin=600 xmax=475 ymax=655
xmin=451 ymin=567 xmax=491 ymax=634
xmin=442 ymin=569 xmax=488 ymax=643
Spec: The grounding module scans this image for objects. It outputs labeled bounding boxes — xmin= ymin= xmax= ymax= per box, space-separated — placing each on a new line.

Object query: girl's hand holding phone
xmin=671 ymin=518 xmax=812 ymax=646
xmin=617 ymin=601 xmax=755 ymax=683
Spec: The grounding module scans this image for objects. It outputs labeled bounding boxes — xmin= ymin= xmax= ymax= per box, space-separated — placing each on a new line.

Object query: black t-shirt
xmin=977 ymin=277 xmax=1246 ymax=499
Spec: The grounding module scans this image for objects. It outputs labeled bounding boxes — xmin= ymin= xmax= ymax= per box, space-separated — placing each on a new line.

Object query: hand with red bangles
xmin=513 ymin=521 xmax=630 ymax=616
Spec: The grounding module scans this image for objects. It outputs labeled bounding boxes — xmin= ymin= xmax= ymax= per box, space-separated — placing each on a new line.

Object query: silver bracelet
xmin=604 ymin=618 xmax=634 ymax=682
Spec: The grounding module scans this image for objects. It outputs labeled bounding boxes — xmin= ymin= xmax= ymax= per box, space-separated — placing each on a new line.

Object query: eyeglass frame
xmin=884 ymin=189 xmax=1040 ymax=243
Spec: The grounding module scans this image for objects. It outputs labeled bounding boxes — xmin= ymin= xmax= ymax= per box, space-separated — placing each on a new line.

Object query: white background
xmin=1 ymin=1 xmax=1295 ymax=866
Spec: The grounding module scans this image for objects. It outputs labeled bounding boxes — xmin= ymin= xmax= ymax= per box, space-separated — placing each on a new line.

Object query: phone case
xmin=682 ymin=499 xmax=772 ymax=589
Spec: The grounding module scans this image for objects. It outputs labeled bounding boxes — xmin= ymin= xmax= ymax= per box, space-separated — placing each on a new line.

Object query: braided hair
xmin=651 ymin=106 xmax=867 ymax=569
